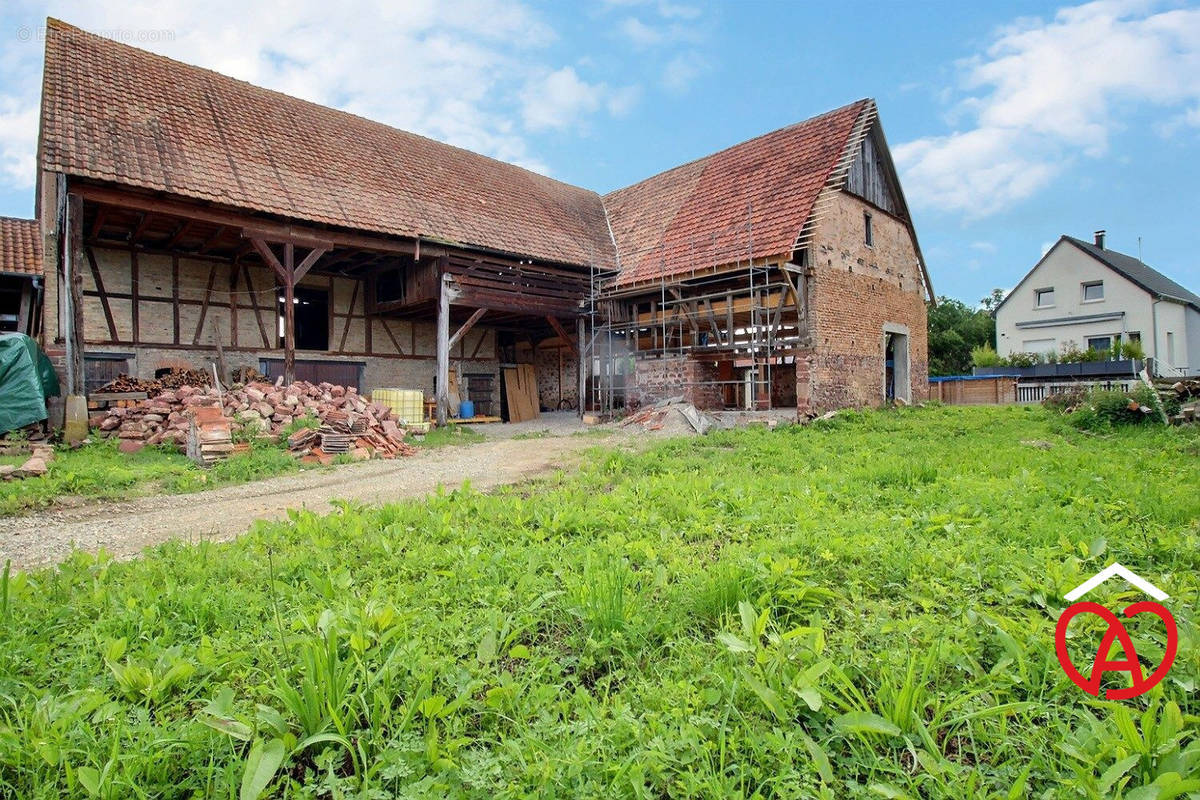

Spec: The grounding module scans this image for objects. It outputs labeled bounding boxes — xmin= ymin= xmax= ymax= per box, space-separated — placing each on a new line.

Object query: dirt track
xmin=0 ymin=434 xmax=604 ymax=571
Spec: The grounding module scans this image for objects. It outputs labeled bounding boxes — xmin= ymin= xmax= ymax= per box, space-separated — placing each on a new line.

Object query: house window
xmin=1082 ymin=281 xmax=1104 ymax=302
xmin=1167 ymin=332 xmax=1176 ymax=365
xmin=1035 ymin=288 xmax=1055 ymax=307
xmin=1127 ymin=331 xmax=1141 ymax=342
xmin=1086 ymin=336 xmax=1112 ymax=352
xmin=863 ymin=212 xmax=873 ymax=247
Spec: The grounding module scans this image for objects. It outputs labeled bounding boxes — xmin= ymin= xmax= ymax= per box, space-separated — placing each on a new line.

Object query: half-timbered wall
xmin=64 ymin=246 xmax=500 ymax=400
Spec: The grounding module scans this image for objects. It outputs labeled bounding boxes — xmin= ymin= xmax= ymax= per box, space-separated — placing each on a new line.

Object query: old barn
xmin=35 ymin=19 xmax=932 ymax=422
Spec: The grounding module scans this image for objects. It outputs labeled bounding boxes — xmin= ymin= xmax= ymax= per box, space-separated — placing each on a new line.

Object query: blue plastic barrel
xmin=458 ymin=400 xmax=475 ymax=420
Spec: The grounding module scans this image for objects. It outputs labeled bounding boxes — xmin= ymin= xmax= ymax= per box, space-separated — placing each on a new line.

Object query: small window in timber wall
xmin=1035 ymin=288 xmax=1055 ymax=307
xmin=278 ymin=286 xmax=330 ymax=351
xmin=863 ymin=212 xmax=873 ymax=247
xmin=1082 ymin=281 xmax=1104 ymax=302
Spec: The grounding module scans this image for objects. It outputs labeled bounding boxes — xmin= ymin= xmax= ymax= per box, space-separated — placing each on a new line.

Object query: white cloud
xmin=661 ymin=52 xmax=706 ymax=92
xmin=0 ymin=0 xmax=635 ymax=189
xmin=970 ymin=240 xmax=998 ymax=253
xmin=895 ymin=0 xmax=1200 ymax=218
xmin=519 ymin=66 xmax=637 ymax=132
xmin=620 ymin=17 xmax=664 ymax=47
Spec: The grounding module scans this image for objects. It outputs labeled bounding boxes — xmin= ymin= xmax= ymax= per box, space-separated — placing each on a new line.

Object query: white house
xmin=995 ymin=231 xmax=1200 ymax=376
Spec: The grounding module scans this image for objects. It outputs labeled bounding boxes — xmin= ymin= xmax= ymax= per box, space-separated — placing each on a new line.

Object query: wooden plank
xmin=84 ymin=246 xmax=119 ymax=341
xmin=449 ymin=308 xmax=487 ymax=350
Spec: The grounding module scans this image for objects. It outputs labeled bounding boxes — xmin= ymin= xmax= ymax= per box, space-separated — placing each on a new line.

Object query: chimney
xmin=1094 ymin=230 xmax=1106 ymax=249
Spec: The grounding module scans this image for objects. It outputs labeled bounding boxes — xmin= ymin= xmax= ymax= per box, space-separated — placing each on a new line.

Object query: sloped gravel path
xmin=0 ymin=433 xmax=608 ymax=571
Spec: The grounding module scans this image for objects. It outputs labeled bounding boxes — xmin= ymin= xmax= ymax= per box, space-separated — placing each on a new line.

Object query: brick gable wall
xmin=797 ymin=191 xmax=929 ymax=412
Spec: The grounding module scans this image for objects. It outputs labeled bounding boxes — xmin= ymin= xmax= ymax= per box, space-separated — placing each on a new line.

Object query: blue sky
xmin=1 ymin=0 xmax=1197 ymax=306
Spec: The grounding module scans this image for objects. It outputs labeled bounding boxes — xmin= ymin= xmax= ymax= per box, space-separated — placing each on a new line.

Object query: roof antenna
xmin=1138 ymin=236 xmax=1142 ymax=262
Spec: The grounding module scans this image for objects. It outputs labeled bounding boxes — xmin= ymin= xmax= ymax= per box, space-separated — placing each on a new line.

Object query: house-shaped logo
xmin=1063 ymin=562 xmax=1169 ymax=601
xmin=1055 ymin=562 xmax=1176 ymax=700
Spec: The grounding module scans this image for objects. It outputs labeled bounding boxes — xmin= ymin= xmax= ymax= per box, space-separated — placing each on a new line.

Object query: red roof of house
xmin=603 ymin=100 xmax=869 ymax=286
xmin=0 ymin=217 xmax=42 ymax=277
xmin=38 ymin=19 xmax=615 ymax=270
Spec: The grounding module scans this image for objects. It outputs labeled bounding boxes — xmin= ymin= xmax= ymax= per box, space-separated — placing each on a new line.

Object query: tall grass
xmin=0 ymin=405 xmax=1196 ymax=797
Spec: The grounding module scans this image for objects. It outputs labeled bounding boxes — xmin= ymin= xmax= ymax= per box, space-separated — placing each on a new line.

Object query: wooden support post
xmin=283 ymin=242 xmax=295 ymax=384
xmin=65 ymin=192 xmax=86 ymax=395
xmin=248 ymin=237 xmax=325 ymax=385
xmin=577 ymin=316 xmax=587 ymax=417
xmin=436 ymin=272 xmax=451 ymax=426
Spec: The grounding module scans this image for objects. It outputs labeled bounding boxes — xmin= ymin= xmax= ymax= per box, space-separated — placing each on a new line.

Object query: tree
xmin=926 ymin=291 xmax=1001 ymax=376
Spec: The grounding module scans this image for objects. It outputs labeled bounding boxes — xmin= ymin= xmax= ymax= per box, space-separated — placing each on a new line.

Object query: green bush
xmin=970 ymin=344 xmax=1001 ymax=367
xmin=1066 ymin=388 xmax=1158 ymax=431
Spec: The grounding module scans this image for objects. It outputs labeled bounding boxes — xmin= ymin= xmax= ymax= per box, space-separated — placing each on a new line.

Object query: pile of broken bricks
xmin=89 ymin=378 xmax=419 ymax=466
xmin=0 ymin=443 xmax=55 ymax=481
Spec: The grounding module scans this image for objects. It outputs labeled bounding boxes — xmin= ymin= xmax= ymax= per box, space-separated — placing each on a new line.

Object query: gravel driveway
xmin=0 ymin=431 xmax=610 ymax=571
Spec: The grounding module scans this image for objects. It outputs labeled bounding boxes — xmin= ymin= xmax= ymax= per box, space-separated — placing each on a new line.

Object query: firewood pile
xmin=96 ymin=368 xmax=212 ymax=395
xmin=90 ymin=378 xmax=418 ymax=461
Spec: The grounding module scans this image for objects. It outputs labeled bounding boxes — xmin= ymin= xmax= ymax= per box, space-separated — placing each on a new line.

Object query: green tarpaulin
xmin=0 ymin=333 xmax=60 ymax=433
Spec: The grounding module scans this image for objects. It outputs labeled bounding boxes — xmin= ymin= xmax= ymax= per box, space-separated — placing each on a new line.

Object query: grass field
xmin=0 ymin=405 xmax=1197 ymax=798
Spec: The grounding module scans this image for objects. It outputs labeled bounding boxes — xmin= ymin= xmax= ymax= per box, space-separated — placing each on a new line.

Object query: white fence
xmin=1016 ymin=380 xmax=1139 ymax=404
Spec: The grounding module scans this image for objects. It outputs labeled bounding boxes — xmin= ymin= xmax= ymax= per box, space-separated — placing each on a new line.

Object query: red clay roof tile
xmin=602 ymin=100 xmax=868 ymax=286
xmin=0 ymin=217 xmax=42 ymax=277
xmin=39 ymin=19 xmax=615 ymax=270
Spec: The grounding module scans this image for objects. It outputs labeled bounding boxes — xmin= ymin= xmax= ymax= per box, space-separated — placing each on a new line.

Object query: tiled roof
xmin=0 ymin=217 xmax=42 ymax=277
xmin=1063 ymin=237 xmax=1200 ymax=311
xmin=602 ymin=100 xmax=869 ymax=286
xmin=39 ymin=19 xmax=615 ymax=270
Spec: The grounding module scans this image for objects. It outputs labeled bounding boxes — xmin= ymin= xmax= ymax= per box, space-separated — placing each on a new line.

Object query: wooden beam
xmin=283 ymin=242 xmax=296 ymax=384
xmin=84 ymin=247 xmax=119 ymax=342
xmin=242 ymin=264 xmax=271 ymax=348
xmin=436 ymin=272 xmax=451 ymax=426
xmin=338 ymin=279 xmax=359 ymax=352
xmin=65 ymin=191 xmax=86 ymax=394
xmin=545 ymin=315 xmax=578 ymax=358
xmin=89 ymin=207 xmax=109 ymax=240
xmin=248 ymin=237 xmax=289 ymax=283
xmin=293 ymin=247 xmax=327 ymax=283
xmin=68 ymin=184 xmax=429 ymax=259
xmin=164 ymin=220 xmax=193 ymax=249
xmin=577 ymin=316 xmax=587 ymax=417
xmin=192 ymin=264 xmax=218 ymax=345
xmin=449 ymin=308 xmax=487 ymax=350
xmin=197 ymin=225 xmax=227 ymax=254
